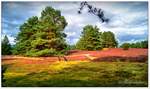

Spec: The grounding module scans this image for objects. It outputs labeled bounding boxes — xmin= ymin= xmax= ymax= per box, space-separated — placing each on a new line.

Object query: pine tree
xmin=14 ymin=6 xmax=67 ymax=56
xmin=2 ymin=35 xmax=11 ymax=55
xmin=101 ymin=31 xmax=118 ymax=48
xmin=76 ymin=25 xmax=102 ymax=50
xmin=76 ymin=25 xmax=118 ymax=50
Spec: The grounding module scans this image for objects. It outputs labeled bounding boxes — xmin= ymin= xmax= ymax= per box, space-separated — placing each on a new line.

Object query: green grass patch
xmin=2 ymin=61 xmax=148 ymax=87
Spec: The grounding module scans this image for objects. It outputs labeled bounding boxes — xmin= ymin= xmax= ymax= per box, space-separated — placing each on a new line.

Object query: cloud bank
xmin=2 ymin=2 xmax=148 ymax=45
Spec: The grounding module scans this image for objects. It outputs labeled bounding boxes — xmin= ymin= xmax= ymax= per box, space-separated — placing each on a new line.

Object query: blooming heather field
xmin=2 ymin=48 xmax=148 ymax=87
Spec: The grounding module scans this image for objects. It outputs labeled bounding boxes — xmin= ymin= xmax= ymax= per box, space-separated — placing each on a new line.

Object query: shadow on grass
xmin=93 ymin=55 xmax=148 ymax=62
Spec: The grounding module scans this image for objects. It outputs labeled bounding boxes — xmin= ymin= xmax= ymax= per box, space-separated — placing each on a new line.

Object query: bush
xmin=121 ymin=43 xmax=130 ymax=50
xmin=26 ymin=48 xmax=58 ymax=57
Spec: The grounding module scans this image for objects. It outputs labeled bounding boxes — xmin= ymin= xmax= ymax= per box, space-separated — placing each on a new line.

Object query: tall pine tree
xmin=14 ymin=6 xmax=67 ymax=56
xmin=101 ymin=31 xmax=118 ymax=48
xmin=76 ymin=25 xmax=102 ymax=50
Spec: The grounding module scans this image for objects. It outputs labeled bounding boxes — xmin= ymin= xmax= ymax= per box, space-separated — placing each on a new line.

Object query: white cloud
xmin=126 ymin=27 xmax=146 ymax=35
xmin=8 ymin=36 xmax=16 ymax=45
xmin=66 ymin=32 xmax=76 ymax=37
xmin=65 ymin=14 xmax=84 ymax=26
xmin=2 ymin=2 xmax=148 ymax=45
xmin=66 ymin=38 xmax=79 ymax=45
xmin=119 ymin=38 xmax=146 ymax=45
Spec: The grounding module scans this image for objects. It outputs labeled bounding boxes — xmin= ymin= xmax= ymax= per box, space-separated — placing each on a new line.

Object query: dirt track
xmin=2 ymin=48 xmax=148 ymax=64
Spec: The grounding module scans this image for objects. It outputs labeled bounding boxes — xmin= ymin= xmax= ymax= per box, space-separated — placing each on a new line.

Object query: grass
xmin=2 ymin=60 xmax=148 ymax=87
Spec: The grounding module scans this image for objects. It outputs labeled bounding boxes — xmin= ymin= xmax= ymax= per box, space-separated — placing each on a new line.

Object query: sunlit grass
xmin=2 ymin=60 xmax=148 ymax=87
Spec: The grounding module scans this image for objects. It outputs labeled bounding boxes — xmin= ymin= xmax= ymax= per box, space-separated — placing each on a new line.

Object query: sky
xmin=1 ymin=1 xmax=148 ymax=45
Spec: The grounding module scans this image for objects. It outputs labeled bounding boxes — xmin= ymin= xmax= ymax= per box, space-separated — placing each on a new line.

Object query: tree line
xmin=2 ymin=6 xmax=148 ymax=56
xmin=120 ymin=40 xmax=148 ymax=50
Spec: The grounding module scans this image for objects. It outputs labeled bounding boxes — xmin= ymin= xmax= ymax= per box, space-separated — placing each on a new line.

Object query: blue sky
xmin=2 ymin=2 xmax=148 ymax=45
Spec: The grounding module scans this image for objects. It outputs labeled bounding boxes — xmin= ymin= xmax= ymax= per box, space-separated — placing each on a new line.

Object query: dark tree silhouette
xmin=2 ymin=35 xmax=12 ymax=55
xmin=78 ymin=1 xmax=109 ymax=23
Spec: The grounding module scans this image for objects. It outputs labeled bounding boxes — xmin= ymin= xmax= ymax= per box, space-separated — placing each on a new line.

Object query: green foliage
xmin=130 ymin=40 xmax=148 ymax=48
xmin=12 ymin=40 xmax=32 ymax=55
xmin=26 ymin=48 xmax=57 ymax=57
xmin=76 ymin=25 xmax=102 ymax=50
xmin=14 ymin=6 xmax=67 ymax=56
xmin=140 ymin=40 xmax=148 ymax=48
xmin=101 ymin=31 xmax=118 ymax=48
xmin=2 ymin=61 xmax=148 ymax=87
xmin=121 ymin=43 xmax=130 ymax=50
xmin=65 ymin=45 xmax=76 ymax=50
xmin=2 ymin=35 xmax=12 ymax=55
xmin=76 ymin=25 xmax=118 ymax=50
xmin=120 ymin=40 xmax=148 ymax=49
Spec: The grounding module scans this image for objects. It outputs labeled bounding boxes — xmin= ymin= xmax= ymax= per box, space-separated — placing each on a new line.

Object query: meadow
xmin=2 ymin=60 xmax=148 ymax=87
